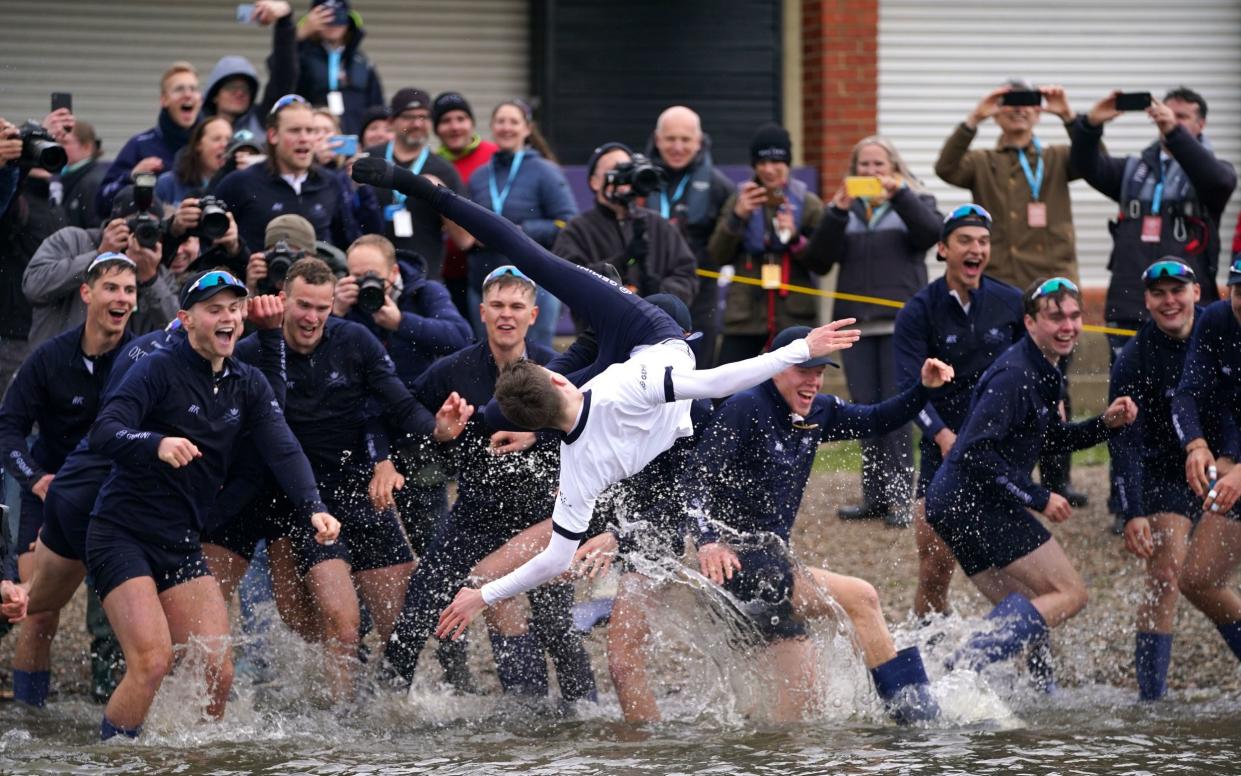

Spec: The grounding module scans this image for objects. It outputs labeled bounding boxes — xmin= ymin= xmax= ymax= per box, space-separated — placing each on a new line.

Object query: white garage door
xmin=878 ymin=0 xmax=1241 ymax=287
xmin=0 ymin=0 xmax=529 ymax=160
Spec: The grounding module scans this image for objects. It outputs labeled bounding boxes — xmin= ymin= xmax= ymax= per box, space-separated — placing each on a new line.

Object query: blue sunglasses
xmin=946 ymin=203 xmax=992 ymax=222
xmin=483 ymin=265 xmax=534 ymax=286
xmin=1143 ymin=260 xmax=1196 ymax=284
xmin=269 ymin=94 xmax=310 ymax=116
xmin=1030 ymin=276 xmax=1080 ymax=302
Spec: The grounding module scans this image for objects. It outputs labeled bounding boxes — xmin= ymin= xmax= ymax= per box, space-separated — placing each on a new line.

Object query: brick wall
xmin=801 ymin=0 xmax=879 ymax=195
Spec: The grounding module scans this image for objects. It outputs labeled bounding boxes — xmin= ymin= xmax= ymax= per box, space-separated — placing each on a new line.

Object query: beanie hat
xmin=586 ymin=141 xmax=633 ymax=178
xmin=750 ymin=123 xmax=792 ymax=166
xmin=390 ymin=88 xmax=431 ymax=118
xmin=432 ymin=92 xmax=474 ymax=127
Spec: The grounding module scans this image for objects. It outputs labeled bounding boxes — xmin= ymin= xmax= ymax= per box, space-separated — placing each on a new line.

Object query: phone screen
xmin=1001 ymin=90 xmax=1043 ymax=107
xmin=51 ymin=92 xmax=72 ymax=113
xmin=236 ymin=3 xmax=255 ymax=23
xmin=329 ymin=135 xmax=358 ymax=157
xmin=1115 ymin=92 xmax=1152 ymax=112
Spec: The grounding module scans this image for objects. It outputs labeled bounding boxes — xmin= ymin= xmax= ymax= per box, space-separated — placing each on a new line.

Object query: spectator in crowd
xmin=215 ymin=94 xmax=360 ymax=255
xmin=208 ymin=129 xmax=266 ymax=190
xmin=644 ymin=106 xmax=735 ymax=367
xmin=935 ymin=80 xmax=1087 ymax=509
xmin=554 ymin=142 xmax=696 ymax=314
xmin=295 ymin=0 xmax=383 ymax=135
xmin=23 ymin=186 xmax=178 ymax=347
xmin=808 ymin=136 xmax=942 ymax=526
xmin=1 ymin=114 xmax=69 ymax=392
xmin=433 ymin=91 xmax=497 ymax=316
xmin=361 ymin=89 xmax=465 ymax=281
xmin=96 ymin=62 xmax=203 ymax=214
xmin=202 ymin=0 xmax=299 ymax=138
xmin=155 ymin=117 xmax=233 ymax=207
xmin=466 ymin=99 xmax=576 ymax=347
xmin=163 ymin=189 xmax=250 ymax=281
xmin=708 ymin=123 xmax=826 ymax=364
xmin=1071 ymin=87 xmax=1237 ymax=343
xmin=244 ymin=213 xmax=317 ymax=295
xmin=58 ymin=121 xmax=108 ymax=230
xmin=359 ymin=105 xmax=391 ymax=150
xmin=310 ymin=108 xmax=345 ymax=169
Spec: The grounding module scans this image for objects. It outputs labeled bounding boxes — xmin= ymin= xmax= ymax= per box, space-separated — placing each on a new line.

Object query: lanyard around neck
xmin=385 ymin=142 xmax=430 ymax=206
xmin=1018 ymin=136 xmax=1044 ymax=201
xmin=488 ymin=150 xmax=526 ymax=215
xmin=659 ymin=174 xmax=691 ymax=219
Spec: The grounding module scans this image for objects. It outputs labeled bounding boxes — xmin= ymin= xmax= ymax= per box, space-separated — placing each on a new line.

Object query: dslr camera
xmin=189 ymin=195 xmax=230 ymax=241
xmin=260 ymin=239 xmax=305 ymax=293
xmin=126 ymin=173 xmax=162 ymax=250
xmin=604 ymin=153 xmax=662 ymax=205
xmin=18 ymin=120 xmax=67 ymax=171
xmin=356 ymin=271 xmax=387 ymax=314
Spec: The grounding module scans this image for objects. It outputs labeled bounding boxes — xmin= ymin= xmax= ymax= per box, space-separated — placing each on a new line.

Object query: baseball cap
xmin=644 ymin=293 xmax=693 ymax=334
xmin=180 ymin=269 xmax=248 ymax=310
xmin=770 ymin=325 xmax=839 ymax=369
xmin=264 ymin=214 xmax=317 ymax=253
xmin=1227 ymin=256 xmax=1241 ymax=286
xmin=941 ymin=203 xmax=993 ymax=242
xmin=86 ymin=251 xmax=137 ymax=276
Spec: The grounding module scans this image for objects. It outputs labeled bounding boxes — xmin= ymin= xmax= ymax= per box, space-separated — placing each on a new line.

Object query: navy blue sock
xmin=1216 ymin=620 xmax=1241 ymax=663
xmin=1135 ymin=631 xmax=1173 ymax=701
xmin=100 ymin=716 xmax=140 ymax=741
xmin=870 ymin=646 xmax=939 ymax=724
xmin=1025 ymin=632 xmax=1056 ymax=693
xmin=489 ymin=632 xmax=550 ymax=697
xmin=13 ymin=669 xmax=50 ymax=708
xmin=951 ymin=593 xmax=1048 ymax=671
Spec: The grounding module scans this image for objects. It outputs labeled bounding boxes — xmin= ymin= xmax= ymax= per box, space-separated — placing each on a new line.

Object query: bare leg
xmin=101 ymin=576 xmax=174 ymax=730
xmin=160 ymin=576 xmax=234 ymax=720
xmin=1180 ymin=511 xmax=1241 ymax=624
xmin=484 ymin=597 xmax=530 ymax=636
xmin=762 ymin=637 xmax=819 ymax=722
xmin=24 ymin=538 xmax=86 ymax=616
xmin=202 ymin=543 xmax=250 ymax=604
xmin=13 ymin=552 xmax=61 ymax=675
xmin=795 ymin=567 xmax=896 ymax=668
xmin=913 ymin=500 xmax=956 ymax=617
xmin=1138 ymin=513 xmax=1192 ymax=633
xmin=607 ymin=572 xmax=660 ymax=723
xmin=985 ymin=538 xmax=1088 ymax=627
xmin=353 ymin=561 xmax=415 ymax=645
xmin=267 ymin=538 xmax=319 ymax=642
xmin=305 ymin=558 xmax=361 ymax=700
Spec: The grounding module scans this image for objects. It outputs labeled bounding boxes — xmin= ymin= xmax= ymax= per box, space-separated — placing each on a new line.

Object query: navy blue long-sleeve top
xmin=342 ymin=258 xmax=472 ymax=388
xmin=941 ymin=336 xmax=1112 ymax=512
xmin=688 ymin=379 xmax=928 ymax=544
xmin=0 ymin=325 xmax=132 ymax=489
xmin=238 ymin=317 xmax=435 ymax=482
xmin=892 ymin=275 xmax=1024 ymax=438
xmin=88 ymin=336 xmax=324 ymax=542
xmin=1172 ymin=299 xmax=1241 ymax=448
xmin=1110 ymin=312 xmax=1239 ymax=520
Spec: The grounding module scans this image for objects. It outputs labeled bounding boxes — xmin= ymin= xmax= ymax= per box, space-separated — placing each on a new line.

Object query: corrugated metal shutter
xmin=0 ymin=0 xmax=528 ymax=158
xmin=878 ymin=0 xmax=1241 ymax=287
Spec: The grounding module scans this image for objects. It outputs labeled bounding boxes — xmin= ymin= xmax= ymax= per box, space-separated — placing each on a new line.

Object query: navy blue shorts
xmin=722 ymin=545 xmax=807 ymax=643
xmin=925 ymin=475 xmax=1051 ymax=577
xmin=268 ymin=479 xmax=414 ymax=576
xmin=199 ymin=509 xmax=274 ymax=562
xmin=37 ymin=489 xmax=91 ymax=561
xmin=1141 ymin=476 xmax=1204 ymax=523
xmin=15 ymin=488 xmax=43 ymax=558
xmin=86 ymin=518 xmax=209 ymax=601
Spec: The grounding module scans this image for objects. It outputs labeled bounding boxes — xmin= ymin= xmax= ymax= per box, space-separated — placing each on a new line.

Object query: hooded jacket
xmin=96 ymin=110 xmax=194 ymax=216
xmin=202 ymin=14 xmax=299 ymax=138
xmin=60 ymin=159 xmax=108 ymax=230
xmin=1 ymin=173 xmax=66 ymax=340
xmin=295 ymin=12 xmax=383 ymax=135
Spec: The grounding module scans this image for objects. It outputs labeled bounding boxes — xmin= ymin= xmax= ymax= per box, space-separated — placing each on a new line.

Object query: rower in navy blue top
xmin=81 ymin=268 xmax=339 ymax=742
xmin=892 ymin=204 xmax=1024 ymax=617
xmin=1106 ymin=259 xmax=1238 ymax=701
xmin=0 ymin=252 xmax=137 ymax=709
xmin=926 ymin=276 xmax=1137 ymax=681
xmin=1169 ymin=256 xmax=1241 ymax=681
xmin=680 ymin=324 xmax=951 ymax=724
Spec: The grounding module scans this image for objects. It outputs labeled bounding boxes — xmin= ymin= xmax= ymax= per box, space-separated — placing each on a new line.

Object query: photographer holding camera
xmin=553 ymin=142 xmax=696 ymax=319
xmin=23 ymin=184 xmax=178 ymax=347
xmin=243 ymin=214 xmax=316 ymax=295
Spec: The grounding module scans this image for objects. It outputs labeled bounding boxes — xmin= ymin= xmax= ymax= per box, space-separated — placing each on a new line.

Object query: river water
xmin=3 ymin=564 xmax=1240 ymax=774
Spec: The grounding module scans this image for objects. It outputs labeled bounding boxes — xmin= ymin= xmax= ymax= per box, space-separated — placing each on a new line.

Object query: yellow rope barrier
xmin=695 ymin=268 xmax=1138 ymax=337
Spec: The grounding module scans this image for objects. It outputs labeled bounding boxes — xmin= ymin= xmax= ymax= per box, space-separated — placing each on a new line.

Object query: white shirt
xmin=480 ymin=337 xmax=813 ymax=605
xmin=281 ymin=172 xmax=309 ymax=195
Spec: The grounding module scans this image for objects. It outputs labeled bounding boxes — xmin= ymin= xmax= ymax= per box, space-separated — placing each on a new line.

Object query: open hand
xmin=574 ymin=531 xmax=618 ymax=580
xmin=490 ymin=430 xmax=537 ymax=455
xmin=804 ymin=317 xmax=862 ymax=358
xmin=436 ymin=586 xmax=487 ymax=640
xmin=432 ymin=392 xmax=474 ymax=442
xmin=920 ymin=358 xmax=955 ymax=389
xmin=697 ymin=542 xmax=741 ymax=585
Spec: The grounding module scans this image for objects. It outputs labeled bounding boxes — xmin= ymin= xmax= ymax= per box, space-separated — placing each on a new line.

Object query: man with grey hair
xmin=646 ymin=106 xmax=734 ymax=366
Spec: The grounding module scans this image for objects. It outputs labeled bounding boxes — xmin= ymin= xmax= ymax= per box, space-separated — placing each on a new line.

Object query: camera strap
xmin=488 ymin=149 xmax=526 ymax=215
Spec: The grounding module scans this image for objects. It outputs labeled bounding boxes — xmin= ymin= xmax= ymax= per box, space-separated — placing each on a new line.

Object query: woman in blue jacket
xmin=466 ymin=100 xmax=577 ymax=347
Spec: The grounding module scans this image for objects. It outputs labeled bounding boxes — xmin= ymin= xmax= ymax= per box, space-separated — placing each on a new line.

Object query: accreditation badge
xmin=392 ymin=209 xmax=414 ymax=238
xmin=1141 ymin=215 xmax=1162 ymax=243
xmin=761 ymin=263 xmax=782 ymax=290
xmin=1027 ymin=202 xmax=1047 ymax=228
xmin=327 ymin=91 xmax=345 ymax=116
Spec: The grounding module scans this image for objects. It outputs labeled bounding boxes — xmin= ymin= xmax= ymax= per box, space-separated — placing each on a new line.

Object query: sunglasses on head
xmin=1030 ymin=276 xmax=1079 ymax=302
xmin=483 ymin=265 xmax=534 ymax=286
xmin=189 ymin=270 xmax=246 ymax=293
xmin=946 ymin=203 xmax=992 ymax=222
xmin=269 ymin=94 xmax=309 ymax=116
xmin=1143 ymin=260 xmax=1196 ymax=284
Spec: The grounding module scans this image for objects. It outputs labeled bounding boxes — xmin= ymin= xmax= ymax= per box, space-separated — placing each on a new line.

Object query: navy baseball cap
xmin=1143 ymin=258 xmax=1197 ymax=287
xmin=1227 ymin=256 xmax=1241 ymax=286
xmin=771 ymin=325 xmax=839 ymax=369
xmin=180 ymin=269 xmax=248 ymax=310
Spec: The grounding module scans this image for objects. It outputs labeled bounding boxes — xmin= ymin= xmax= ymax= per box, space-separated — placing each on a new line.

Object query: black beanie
xmin=432 ymin=91 xmax=474 ymax=127
xmin=750 ymin=123 xmax=792 ymax=165
xmin=586 ymin=141 xmax=633 ymax=178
